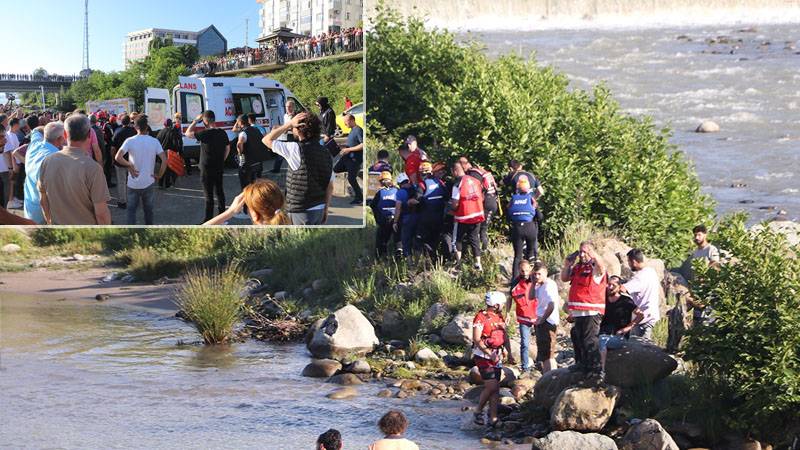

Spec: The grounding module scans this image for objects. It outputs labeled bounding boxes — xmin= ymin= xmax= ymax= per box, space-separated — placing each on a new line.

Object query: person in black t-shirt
xmin=599 ymin=275 xmax=644 ymax=373
xmin=186 ymin=110 xmax=231 ymax=222
xmin=111 ymin=115 xmax=137 ymax=209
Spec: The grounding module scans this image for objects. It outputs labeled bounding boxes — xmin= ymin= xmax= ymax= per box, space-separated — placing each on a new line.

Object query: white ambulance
xmin=144 ymin=75 xmax=307 ymax=161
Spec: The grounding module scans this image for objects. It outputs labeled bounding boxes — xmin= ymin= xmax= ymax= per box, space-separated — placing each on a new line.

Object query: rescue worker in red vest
xmin=472 ymin=291 xmax=515 ymax=427
xmin=560 ymin=241 xmax=607 ymax=383
xmin=416 ymin=161 xmax=447 ymax=258
xmin=507 ymin=176 xmax=539 ymax=281
xmin=450 ymin=161 xmax=485 ymax=271
xmin=506 ymin=259 xmax=537 ymax=372
xmin=371 ymin=171 xmax=400 ymax=257
xmin=459 ymin=157 xmax=499 ymax=251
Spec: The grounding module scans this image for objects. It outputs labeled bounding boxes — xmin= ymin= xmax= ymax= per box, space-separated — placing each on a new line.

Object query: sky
xmin=0 ymin=0 xmax=263 ymax=75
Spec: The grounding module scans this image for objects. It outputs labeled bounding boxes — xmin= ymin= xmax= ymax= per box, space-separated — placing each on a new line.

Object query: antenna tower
xmin=82 ymin=0 xmax=90 ymax=73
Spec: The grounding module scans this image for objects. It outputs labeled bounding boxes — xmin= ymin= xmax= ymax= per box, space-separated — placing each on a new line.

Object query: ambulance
xmin=144 ymin=75 xmax=306 ymax=161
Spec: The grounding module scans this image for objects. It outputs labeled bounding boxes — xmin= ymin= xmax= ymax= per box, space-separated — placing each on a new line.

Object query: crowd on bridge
xmin=192 ymin=27 xmax=363 ymax=75
xmin=0 ymin=73 xmax=83 ymax=83
xmin=367 ymin=138 xmax=722 ymax=427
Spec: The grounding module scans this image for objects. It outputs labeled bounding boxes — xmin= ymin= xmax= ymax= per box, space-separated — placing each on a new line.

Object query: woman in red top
xmin=472 ymin=291 xmax=515 ymax=427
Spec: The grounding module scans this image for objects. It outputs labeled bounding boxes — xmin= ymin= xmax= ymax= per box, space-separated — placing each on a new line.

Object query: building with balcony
xmin=257 ymin=0 xmax=363 ymax=38
xmin=123 ymin=26 xmax=227 ymax=68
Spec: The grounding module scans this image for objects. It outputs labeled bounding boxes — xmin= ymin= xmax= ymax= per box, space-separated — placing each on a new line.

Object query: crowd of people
xmin=367 ymin=139 xmax=722 ymax=427
xmin=192 ymin=27 xmax=363 ymax=75
xmin=0 ymin=73 xmax=83 ymax=83
xmin=0 ymin=93 xmax=364 ymax=226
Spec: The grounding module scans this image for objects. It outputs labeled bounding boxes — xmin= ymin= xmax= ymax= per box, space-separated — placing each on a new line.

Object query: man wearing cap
xmin=371 ymin=171 xmax=399 ymax=257
xmin=393 ymin=172 xmax=420 ymax=263
xmin=507 ymin=176 xmax=539 ymax=281
xmin=399 ymin=136 xmax=425 ymax=187
xmin=472 ymin=291 xmax=515 ymax=427
xmin=416 ymin=161 xmax=447 ymax=258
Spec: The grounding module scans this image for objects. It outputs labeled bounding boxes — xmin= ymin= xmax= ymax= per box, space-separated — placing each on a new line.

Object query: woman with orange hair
xmin=203 ymin=179 xmax=290 ymax=225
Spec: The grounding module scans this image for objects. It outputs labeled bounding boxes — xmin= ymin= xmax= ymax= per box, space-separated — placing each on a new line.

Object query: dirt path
xmin=0 ymin=267 xmax=178 ymax=313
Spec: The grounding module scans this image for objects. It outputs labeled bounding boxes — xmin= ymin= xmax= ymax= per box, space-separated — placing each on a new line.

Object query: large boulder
xmin=531 ymin=430 xmax=618 ymax=450
xmin=307 ymin=305 xmax=379 ymax=359
xmin=301 ymin=359 xmax=342 ymax=378
xmin=414 ymin=347 xmax=440 ymax=365
xmin=531 ymin=368 xmax=587 ymax=410
xmin=326 ymin=387 xmax=358 ymax=400
xmin=605 ymin=337 xmax=678 ymax=387
xmin=551 ymin=385 xmax=620 ymax=432
xmin=380 ymin=309 xmax=404 ymax=338
xmin=696 ymin=120 xmax=720 ymax=133
xmin=595 ymin=238 xmax=631 ymax=277
xmin=441 ymin=313 xmax=473 ymax=346
xmin=1 ymin=243 xmax=21 ymax=253
xmin=420 ymin=303 xmax=451 ymax=332
xmin=621 ymin=419 xmax=679 ymax=450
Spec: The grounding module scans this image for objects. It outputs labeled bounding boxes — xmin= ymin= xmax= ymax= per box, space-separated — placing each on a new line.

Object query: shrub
xmin=174 ymin=266 xmax=246 ymax=345
xmin=121 ymin=247 xmax=187 ymax=281
xmin=366 ymin=5 xmax=713 ymax=266
xmin=683 ymin=213 xmax=800 ymax=442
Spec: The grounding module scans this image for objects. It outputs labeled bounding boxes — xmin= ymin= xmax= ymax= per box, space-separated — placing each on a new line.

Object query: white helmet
xmin=484 ymin=291 xmax=505 ymax=307
xmin=396 ymin=173 xmax=410 ymax=185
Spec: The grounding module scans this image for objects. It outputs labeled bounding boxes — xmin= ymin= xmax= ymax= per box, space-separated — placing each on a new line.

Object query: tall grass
xmin=174 ymin=267 xmax=246 ymax=345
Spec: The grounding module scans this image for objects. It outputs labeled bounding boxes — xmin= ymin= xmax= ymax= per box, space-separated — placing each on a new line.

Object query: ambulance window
xmin=180 ymin=93 xmax=204 ymax=124
xmin=233 ymin=94 xmax=266 ymax=118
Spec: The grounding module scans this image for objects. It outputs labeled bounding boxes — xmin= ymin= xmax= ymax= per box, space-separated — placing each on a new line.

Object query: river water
xmin=0 ymin=295 xmax=482 ymax=450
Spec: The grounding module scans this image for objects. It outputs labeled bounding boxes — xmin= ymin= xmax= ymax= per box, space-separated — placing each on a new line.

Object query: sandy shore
xmin=0 ymin=267 xmax=178 ymax=313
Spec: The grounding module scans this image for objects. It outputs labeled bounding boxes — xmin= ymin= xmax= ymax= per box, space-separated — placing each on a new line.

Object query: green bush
xmin=270 ymin=60 xmax=363 ymax=115
xmin=683 ymin=214 xmax=800 ymax=442
xmin=366 ymin=5 xmax=713 ymax=266
xmin=174 ymin=266 xmax=246 ymax=345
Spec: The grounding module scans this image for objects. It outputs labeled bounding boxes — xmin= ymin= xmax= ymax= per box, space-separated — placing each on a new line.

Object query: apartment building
xmin=257 ymin=0 xmax=363 ymax=37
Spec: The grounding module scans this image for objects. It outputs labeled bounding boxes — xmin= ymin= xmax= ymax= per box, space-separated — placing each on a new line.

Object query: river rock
xmin=94 ymin=294 xmax=109 ymax=302
xmin=531 ymin=430 xmax=618 ymax=450
xmin=605 ymin=337 xmax=678 ymax=387
xmin=381 ymin=309 xmax=404 ymax=338
xmin=531 ymin=368 xmax=588 ymax=410
xmin=344 ymin=359 xmax=371 ymax=374
xmin=621 ymin=419 xmax=679 ymax=450
xmin=511 ymin=378 xmax=536 ymax=400
xmin=302 ymin=359 xmax=342 ymax=378
xmin=249 ymin=268 xmax=273 ymax=280
xmin=326 ymin=386 xmax=358 ymax=400
xmin=551 ymin=385 xmax=620 ymax=432
xmin=307 ymin=304 xmax=379 ymax=359
xmin=377 ymin=389 xmax=393 ymax=398
xmin=1 ymin=243 xmax=21 ymax=253
xmin=696 ymin=121 xmax=720 ymax=133
xmin=327 ymin=373 xmax=363 ymax=385
xmin=311 ymin=279 xmax=327 ymax=291
xmin=421 ymin=302 xmax=451 ymax=331
xmin=441 ymin=313 xmax=473 ymax=346
xmin=414 ymin=347 xmax=440 ymax=365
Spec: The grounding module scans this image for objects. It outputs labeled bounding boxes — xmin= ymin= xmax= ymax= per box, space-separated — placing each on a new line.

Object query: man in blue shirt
xmin=337 ymin=114 xmax=363 ymax=204
xmin=24 ymin=122 xmax=64 ymax=224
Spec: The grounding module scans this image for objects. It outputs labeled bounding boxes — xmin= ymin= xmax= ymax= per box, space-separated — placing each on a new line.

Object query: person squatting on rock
xmin=561 ymin=241 xmax=607 ymax=384
xmin=472 ymin=291 xmax=516 ymax=427
xmin=599 ymin=275 xmax=644 ymax=372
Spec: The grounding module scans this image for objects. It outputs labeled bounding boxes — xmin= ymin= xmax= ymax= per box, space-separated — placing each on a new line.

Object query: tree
xmin=32 ymin=67 xmax=48 ymax=78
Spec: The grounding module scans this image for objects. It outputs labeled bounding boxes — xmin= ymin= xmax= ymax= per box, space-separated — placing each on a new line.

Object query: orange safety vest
xmin=474 ymin=309 xmax=506 ymax=349
xmin=510 ymin=277 xmax=537 ymax=325
xmin=567 ymin=261 xmax=607 ymax=314
xmin=454 ymin=176 xmax=485 ymax=224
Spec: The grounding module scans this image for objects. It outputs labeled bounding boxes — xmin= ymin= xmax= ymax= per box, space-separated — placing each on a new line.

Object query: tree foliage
xmin=366 ymin=3 xmax=713 ymax=265
xmin=269 ymin=59 xmax=363 ymax=115
xmin=684 ymin=214 xmax=800 ymax=442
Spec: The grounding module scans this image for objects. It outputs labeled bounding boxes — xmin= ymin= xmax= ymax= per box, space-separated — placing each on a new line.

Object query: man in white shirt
xmin=4 ymin=118 xmax=22 ymax=209
xmin=533 ymin=261 xmax=561 ymax=374
xmin=115 ymin=115 xmax=166 ymax=225
xmin=620 ymin=248 xmax=662 ymax=340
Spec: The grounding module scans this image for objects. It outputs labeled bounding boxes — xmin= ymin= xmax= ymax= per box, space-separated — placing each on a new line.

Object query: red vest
xmin=474 ymin=309 xmax=506 ymax=348
xmin=511 ymin=277 xmax=537 ymax=325
xmin=454 ymin=176 xmax=485 ymax=224
xmin=567 ymin=261 xmax=607 ymax=313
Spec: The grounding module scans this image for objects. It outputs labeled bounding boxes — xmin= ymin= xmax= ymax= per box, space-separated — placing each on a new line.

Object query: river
xmin=0 ymin=294 xmax=483 ymax=450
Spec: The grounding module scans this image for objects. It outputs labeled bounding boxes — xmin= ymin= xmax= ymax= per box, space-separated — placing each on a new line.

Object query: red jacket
xmin=473 ymin=309 xmax=506 ymax=349
xmin=567 ymin=261 xmax=607 ymax=314
xmin=454 ymin=176 xmax=485 ymax=224
xmin=510 ymin=277 xmax=537 ymax=325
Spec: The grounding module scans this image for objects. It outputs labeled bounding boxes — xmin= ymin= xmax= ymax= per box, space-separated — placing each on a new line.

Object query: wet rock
xmin=250 ymin=268 xmax=273 ymax=280
xmin=605 ymin=337 xmax=679 ymax=387
xmin=307 ymin=305 xmax=379 ymax=359
xmin=377 ymin=389 xmax=393 ymax=398
xmin=326 ymin=386 xmax=358 ymax=400
xmin=302 ymin=359 xmax=342 ymax=378
xmin=327 ymin=373 xmax=363 ymax=385
xmin=94 ymin=294 xmax=109 ymax=302
xmin=621 ymin=419 xmax=679 ymax=450
xmin=531 ymin=430 xmax=618 ymax=450
xmin=1 ymin=243 xmax=21 ymax=253
xmin=551 ymin=385 xmax=620 ymax=432
xmin=399 ymin=379 xmax=423 ymax=390
xmin=344 ymin=359 xmax=371 ymax=374
xmin=395 ymin=390 xmax=409 ymax=399
xmin=414 ymin=347 xmax=440 ymax=365
xmin=420 ymin=303 xmax=451 ymax=332
xmin=464 ymin=386 xmax=484 ymax=403
xmin=696 ymin=121 xmax=720 ymax=133
xmin=440 ymin=313 xmax=473 ymax=346
xmin=381 ymin=310 xmax=403 ymax=337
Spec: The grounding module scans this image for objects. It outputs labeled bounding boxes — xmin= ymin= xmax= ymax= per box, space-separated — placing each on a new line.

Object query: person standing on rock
xmin=682 ymin=224 xmax=721 ymax=326
xmin=619 ymin=248 xmax=661 ymax=340
xmin=368 ymin=410 xmax=419 ymax=450
xmin=533 ymin=261 xmax=561 ymax=374
xmin=507 ymin=259 xmax=537 ymax=373
xmin=599 ymin=275 xmax=644 ymax=373
xmin=561 ymin=241 xmax=607 ymax=384
xmin=472 ymin=291 xmax=515 ymax=427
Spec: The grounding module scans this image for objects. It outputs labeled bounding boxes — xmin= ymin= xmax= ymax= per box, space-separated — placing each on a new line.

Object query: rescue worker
xmin=472 ymin=291 xmax=515 ymax=427
xmin=561 ymin=241 xmax=607 ymax=384
xmin=371 ymin=171 xmax=399 ymax=257
xmin=434 ymin=162 xmax=456 ymax=260
xmin=507 ymin=176 xmax=539 ymax=281
xmin=393 ymin=173 xmax=419 ymax=263
xmin=450 ymin=161 xmax=485 ymax=271
xmin=507 ymin=259 xmax=537 ymax=372
xmin=459 ymin=157 xmax=499 ymax=251
xmin=416 ymin=161 xmax=446 ymax=258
